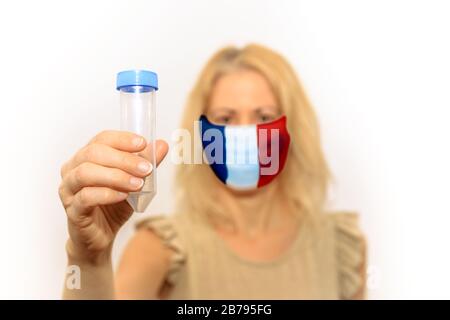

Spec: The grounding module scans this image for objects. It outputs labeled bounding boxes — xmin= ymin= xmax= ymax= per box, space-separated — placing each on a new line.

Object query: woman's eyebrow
xmin=210 ymin=107 xmax=236 ymax=114
xmin=254 ymin=106 xmax=279 ymax=113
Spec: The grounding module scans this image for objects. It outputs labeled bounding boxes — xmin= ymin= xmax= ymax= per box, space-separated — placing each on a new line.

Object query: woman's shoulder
xmin=322 ymin=210 xmax=367 ymax=299
xmin=134 ymin=213 xmax=188 ymax=285
xmin=324 ymin=211 xmax=363 ymax=237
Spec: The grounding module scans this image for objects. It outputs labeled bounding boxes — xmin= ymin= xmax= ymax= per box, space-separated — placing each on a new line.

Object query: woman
xmin=59 ymin=44 xmax=366 ymax=299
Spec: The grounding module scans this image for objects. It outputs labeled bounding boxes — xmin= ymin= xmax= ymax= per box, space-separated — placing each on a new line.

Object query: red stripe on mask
xmin=256 ymin=116 xmax=291 ymax=188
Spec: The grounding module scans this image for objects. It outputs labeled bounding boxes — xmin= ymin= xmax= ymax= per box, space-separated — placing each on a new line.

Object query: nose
xmin=235 ymin=112 xmax=255 ymax=126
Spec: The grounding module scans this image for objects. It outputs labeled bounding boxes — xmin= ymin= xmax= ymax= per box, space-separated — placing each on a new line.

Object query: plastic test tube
xmin=116 ymin=70 xmax=158 ymax=212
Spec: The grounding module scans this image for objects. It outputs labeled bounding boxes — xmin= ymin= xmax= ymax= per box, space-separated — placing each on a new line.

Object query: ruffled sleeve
xmin=329 ymin=212 xmax=366 ymax=299
xmin=135 ymin=215 xmax=187 ymax=285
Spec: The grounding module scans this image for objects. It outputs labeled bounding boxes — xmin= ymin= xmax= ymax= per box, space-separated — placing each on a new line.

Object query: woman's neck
xmin=209 ymin=181 xmax=295 ymax=237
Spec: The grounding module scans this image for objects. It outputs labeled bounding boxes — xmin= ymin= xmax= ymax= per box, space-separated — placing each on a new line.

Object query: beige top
xmin=135 ymin=211 xmax=364 ymax=299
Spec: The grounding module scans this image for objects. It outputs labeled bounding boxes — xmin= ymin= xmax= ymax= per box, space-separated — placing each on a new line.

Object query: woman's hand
xmin=58 ymin=130 xmax=168 ymax=265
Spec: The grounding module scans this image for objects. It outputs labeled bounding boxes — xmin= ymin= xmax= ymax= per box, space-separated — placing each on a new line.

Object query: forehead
xmin=208 ymin=69 xmax=278 ymax=110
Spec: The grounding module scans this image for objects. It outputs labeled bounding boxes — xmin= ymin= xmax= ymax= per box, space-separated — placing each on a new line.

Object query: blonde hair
xmin=174 ymin=43 xmax=330 ymax=222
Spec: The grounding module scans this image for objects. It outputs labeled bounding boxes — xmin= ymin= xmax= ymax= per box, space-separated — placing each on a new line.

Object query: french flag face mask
xmin=199 ymin=115 xmax=291 ymax=190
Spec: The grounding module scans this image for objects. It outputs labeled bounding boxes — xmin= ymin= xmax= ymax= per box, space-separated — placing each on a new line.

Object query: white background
xmin=0 ymin=0 xmax=449 ymax=299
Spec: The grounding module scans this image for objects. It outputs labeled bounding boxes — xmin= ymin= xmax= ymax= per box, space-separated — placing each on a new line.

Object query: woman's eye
xmin=216 ymin=116 xmax=231 ymax=124
xmin=259 ymin=114 xmax=275 ymax=123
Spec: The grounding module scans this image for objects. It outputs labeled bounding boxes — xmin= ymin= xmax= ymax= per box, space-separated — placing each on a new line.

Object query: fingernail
xmin=137 ymin=161 xmax=152 ymax=174
xmin=117 ymin=191 xmax=128 ymax=198
xmin=130 ymin=177 xmax=144 ymax=188
xmin=132 ymin=136 xmax=144 ymax=147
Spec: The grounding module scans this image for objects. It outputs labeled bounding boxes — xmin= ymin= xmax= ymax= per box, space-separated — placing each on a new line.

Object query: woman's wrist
xmin=63 ymin=239 xmax=115 ymax=300
xmin=65 ymin=239 xmax=113 ymax=267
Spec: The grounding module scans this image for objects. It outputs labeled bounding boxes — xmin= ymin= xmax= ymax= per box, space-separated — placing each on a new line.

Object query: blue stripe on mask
xmin=199 ymin=115 xmax=228 ymax=183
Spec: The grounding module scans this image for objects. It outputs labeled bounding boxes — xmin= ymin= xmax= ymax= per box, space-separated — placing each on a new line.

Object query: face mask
xmin=199 ymin=115 xmax=291 ymax=190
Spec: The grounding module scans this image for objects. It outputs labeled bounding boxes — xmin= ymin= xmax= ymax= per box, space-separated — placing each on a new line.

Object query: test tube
xmin=116 ymin=70 xmax=158 ymax=212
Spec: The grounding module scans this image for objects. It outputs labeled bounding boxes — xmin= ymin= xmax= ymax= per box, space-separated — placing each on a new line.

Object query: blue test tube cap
xmin=116 ymin=70 xmax=158 ymax=90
